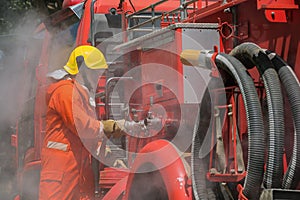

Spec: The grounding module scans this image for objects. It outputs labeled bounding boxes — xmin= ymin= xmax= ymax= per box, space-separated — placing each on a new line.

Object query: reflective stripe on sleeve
xmin=47 ymin=141 xmax=68 ymax=152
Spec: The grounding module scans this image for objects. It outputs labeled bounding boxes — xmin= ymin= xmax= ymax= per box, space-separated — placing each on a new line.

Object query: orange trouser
xmin=39 ymin=148 xmax=95 ymax=200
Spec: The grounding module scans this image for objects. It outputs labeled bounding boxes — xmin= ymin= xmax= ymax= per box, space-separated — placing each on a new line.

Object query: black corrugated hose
xmin=192 ymin=82 xmax=217 ymax=200
xmin=265 ymin=50 xmax=300 ymax=189
xmin=230 ymin=42 xmax=285 ymax=189
xmin=191 ymin=102 xmax=209 ymax=200
xmin=215 ymin=53 xmax=265 ymax=199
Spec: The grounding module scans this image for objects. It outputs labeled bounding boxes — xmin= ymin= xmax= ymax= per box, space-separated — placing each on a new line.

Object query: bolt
xmin=271 ymin=12 xmax=275 ymax=20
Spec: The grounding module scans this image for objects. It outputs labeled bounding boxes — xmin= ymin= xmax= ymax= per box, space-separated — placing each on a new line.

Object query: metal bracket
xmin=257 ymin=0 xmax=298 ymax=10
xmin=257 ymin=0 xmax=298 ymax=23
xmin=264 ymin=9 xmax=288 ymax=23
xmin=210 ymin=46 xmax=220 ymax=78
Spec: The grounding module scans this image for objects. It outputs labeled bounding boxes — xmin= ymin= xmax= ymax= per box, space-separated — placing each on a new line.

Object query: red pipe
xmin=125 ymin=139 xmax=191 ymax=200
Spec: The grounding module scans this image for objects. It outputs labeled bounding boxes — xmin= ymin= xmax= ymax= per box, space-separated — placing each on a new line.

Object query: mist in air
xmin=0 ymin=8 xmax=43 ymax=199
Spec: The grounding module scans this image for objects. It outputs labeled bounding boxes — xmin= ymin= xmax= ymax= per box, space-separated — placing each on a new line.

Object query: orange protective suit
xmin=39 ymin=79 xmax=101 ymax=200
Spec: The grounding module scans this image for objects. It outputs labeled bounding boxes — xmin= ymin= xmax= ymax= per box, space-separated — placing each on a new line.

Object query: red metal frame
xmin=257 ymin=0 xmax=298 ymax=9
xmin=183 ymin=0 xmax=247 ymax=23
xmin=99 ymin=168 xmax=129 ymax=189
xmin=101 ymin=176 xmax=128 ymax=200
xmin=207 ymin=86 xmax=246 ymax=183
xmin=33 ymin=29 xmax=51 ymax=161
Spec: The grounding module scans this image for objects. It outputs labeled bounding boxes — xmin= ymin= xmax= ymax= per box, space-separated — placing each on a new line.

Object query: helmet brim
xmin=47 ymin=69 xmax=69 ymax=80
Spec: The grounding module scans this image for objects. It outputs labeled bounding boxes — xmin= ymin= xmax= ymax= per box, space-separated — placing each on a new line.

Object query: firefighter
xmin=39 ymin=45 xmax=123 ymax=200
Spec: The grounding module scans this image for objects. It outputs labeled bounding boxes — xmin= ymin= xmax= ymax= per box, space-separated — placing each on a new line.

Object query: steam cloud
xmin=0 ymin=9 xmax=43 ymax=199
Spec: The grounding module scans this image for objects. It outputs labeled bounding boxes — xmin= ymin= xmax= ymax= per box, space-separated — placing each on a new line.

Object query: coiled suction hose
xmin=265 ymin=51 xmax=300 ymax=189
xmin=216 ymin=53 xmax=265 ymax=199
xmin=181 ymin=50 xmax=265 ymax=199
xmin=230 ymin=42 xmax=285 ymax=189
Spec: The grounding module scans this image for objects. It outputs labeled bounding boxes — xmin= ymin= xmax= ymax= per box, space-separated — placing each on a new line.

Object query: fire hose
xmin=215 ymin=53 xmax=265 ymax=199
xmin=181 ymin=50 xmax=265 ymax=199
xmin=264 ymin=50 xmax=300 ymax=189
xmin=230 ymin=43 xmax=285 ymax=189
xmin=191 ymin=88 xmax=216 ymax=200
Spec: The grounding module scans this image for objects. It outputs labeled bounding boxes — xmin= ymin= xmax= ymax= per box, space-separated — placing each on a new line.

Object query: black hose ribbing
xmin=216 ymin=53 xmax=265 ymax=199
xmin=265 ymin=51 xmax=300 ymax=189
xmin=191 ymin=83 xmax=217 ymax=200
xmin=191 ymin=102 xmax=209 ymax=200
xmin=230 ymin=43 xmax=285 ymax=189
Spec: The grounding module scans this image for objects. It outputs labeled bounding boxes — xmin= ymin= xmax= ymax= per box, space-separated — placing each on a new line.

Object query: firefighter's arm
xmin=52 ymin=84 xmax=101 ymax=139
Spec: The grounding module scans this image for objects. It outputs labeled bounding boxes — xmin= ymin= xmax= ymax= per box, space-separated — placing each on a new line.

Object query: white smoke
xmin=0 ymin=8 xmax=44 ymax=199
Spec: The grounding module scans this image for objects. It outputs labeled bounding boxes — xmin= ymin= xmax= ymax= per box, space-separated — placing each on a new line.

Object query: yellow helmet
xmin=64 ymin=45 xmax=107 ymax=75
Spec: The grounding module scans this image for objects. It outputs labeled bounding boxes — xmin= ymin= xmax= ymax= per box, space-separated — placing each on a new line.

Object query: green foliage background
xmin=0 ymin=0 xmax=49 ymax=34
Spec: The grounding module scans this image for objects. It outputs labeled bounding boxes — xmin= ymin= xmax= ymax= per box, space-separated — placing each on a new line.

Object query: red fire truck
xmin=13 ymin=0 xmax=300 ymax=199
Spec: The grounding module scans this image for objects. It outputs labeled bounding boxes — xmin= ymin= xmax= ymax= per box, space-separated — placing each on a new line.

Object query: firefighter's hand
xmin=113 ymin=119 xmax=126 ymax=138
xmin=101 ymin=119 xmax=126 ymax=138
xmin=101 ymin=120 xmax=115 ymax=138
